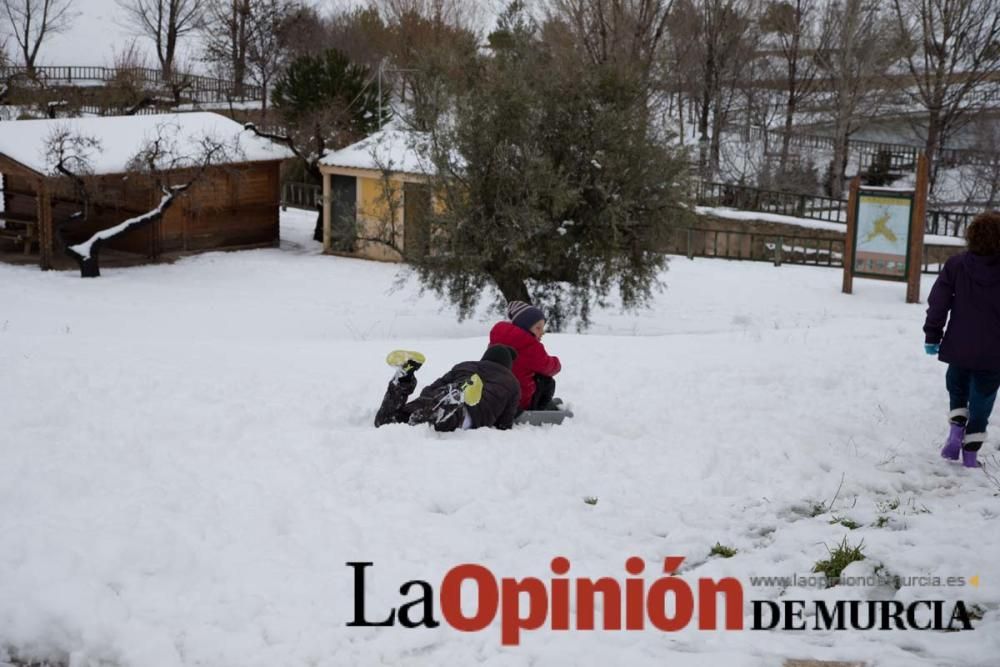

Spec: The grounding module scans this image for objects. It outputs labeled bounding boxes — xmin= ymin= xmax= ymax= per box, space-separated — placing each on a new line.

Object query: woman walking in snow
xmin=490 ymin=301 xmax=562 ymax=412
xmin=924 ymin=211 xmax=1000 ymax=468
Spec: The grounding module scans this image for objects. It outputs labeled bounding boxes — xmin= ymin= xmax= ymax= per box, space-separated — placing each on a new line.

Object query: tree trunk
xmin=313 ymin=206 xmax=324 ymax=243
xmin=493 ymin=273 xmax=531 ymax=304
xmin=827 ymin=111 xmax=850 ymax=198
xmin=710 ymin=99 xmax=724 ymax=175
xmin=781 ymin=90 xmax=796 ymax=173
xmin=698 ymin=74 xmax=712 ymax=177
xmin=780 ymin=11 xmax=802 ymax=174
xmin=925 ymin=110 xmax=942 ymax=192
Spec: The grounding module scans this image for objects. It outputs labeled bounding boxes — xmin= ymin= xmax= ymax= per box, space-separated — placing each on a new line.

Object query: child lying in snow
xmin=489 ymin=301 xmax=562 ymax=412
xmin=373 ymin=345 xmax=521 ymax=431
xmin=924 ymin=210 xmax=1000 ymax=468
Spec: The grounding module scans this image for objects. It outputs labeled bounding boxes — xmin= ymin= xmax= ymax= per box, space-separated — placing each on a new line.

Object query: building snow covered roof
xmin=0 ymin=112 xmax=293 ymax=176
xmin=319 ymin=129 xmax=434 ymax=176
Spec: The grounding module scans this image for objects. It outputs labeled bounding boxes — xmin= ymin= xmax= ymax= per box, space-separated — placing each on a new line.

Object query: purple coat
xmin=924 ymin=251 xmax=1000 ymax=370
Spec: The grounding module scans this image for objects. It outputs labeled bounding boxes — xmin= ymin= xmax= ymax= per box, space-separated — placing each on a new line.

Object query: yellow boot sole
xmin=386 ymin=350 xmax=426 ymax=373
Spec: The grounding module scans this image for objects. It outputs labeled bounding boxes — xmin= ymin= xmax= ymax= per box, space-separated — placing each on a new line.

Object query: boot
xmin=941 ymin=422 xmax=965 ymax=460
xmin=961 ymin=430 xmax=985 ymax=468
xmin=386 ymin=350 xmax=425 ymax=382
xmin=962 ymin=447 xmax=980 ymax=468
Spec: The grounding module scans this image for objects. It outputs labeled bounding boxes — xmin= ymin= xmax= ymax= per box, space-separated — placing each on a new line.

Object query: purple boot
xmin=941 ymin=422 xmax=965 ymax=460
xmin=962 ymin=448 xmax=979 ymax=468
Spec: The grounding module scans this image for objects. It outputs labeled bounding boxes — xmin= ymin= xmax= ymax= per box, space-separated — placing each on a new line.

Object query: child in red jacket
xmin=489 ymin=301 xmax=562 ymax=411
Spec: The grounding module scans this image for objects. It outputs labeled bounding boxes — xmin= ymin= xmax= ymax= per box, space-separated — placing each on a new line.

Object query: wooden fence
xmin=281 ymin=182 xmax=322 ymax=210
xmin=683 ymin=228 xmax=946 ymax=274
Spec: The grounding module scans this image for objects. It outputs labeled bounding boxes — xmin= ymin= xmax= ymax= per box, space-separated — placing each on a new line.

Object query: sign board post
xmin=841 ymin=177 xmax=860 ymax=295
xmin=906 ymin=154 xmax=929 ymax=303
xmin=841 ymin=154 xmax=928 ymax=302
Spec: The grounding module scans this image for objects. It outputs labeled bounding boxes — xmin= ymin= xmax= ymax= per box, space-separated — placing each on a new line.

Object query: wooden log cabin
xmin=0 ymin=112 xmax=292 ymax=270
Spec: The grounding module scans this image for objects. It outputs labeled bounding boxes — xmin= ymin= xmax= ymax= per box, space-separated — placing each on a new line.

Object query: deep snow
xmin=1 ymin=210 xmax=998 ymax=667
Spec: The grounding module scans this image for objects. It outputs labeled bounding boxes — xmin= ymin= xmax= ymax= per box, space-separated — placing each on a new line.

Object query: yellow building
xmin=318 ymin=130 xmax=434 ymax=262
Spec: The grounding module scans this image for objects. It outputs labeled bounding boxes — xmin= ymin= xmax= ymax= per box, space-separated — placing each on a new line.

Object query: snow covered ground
xmin=1 ymin=210 xmax=998 ymax=667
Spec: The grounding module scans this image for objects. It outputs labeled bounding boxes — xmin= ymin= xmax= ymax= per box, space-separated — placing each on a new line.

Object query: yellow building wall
xmin=355 ymin=175 xmax=404 ymax=262
xmin=320 ymin=165 xmax=441 ymax=263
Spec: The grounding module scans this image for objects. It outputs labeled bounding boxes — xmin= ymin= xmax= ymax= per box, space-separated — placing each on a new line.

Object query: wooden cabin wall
xmin=160 ymin=161 xmax=280 ymax=252
xmin=3 ymin=171 xmax=156 ymax=255
xmin=2 ymin=161 xmax=281 ymax=259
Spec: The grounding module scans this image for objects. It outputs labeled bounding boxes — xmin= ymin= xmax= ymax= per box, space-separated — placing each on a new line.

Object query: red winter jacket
xmin=489 ymin=321 xmax=562 ymax=409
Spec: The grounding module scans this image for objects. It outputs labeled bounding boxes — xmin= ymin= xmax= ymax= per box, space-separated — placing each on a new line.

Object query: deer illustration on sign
xmin=864 ymin=210 xmax=898 ymax=244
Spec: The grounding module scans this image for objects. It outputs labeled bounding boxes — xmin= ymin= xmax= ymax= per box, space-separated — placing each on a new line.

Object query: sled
xmin=515 ymin=399 xmax=574 ymax=426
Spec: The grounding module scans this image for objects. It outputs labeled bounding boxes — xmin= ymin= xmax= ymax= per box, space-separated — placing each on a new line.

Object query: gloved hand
xmin=925 ymin=343 xmax=940 ymax=355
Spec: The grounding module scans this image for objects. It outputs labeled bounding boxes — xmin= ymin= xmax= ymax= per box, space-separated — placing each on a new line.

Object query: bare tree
xmin=549 ymin=0 xmax=674 ymax=84
xmin=374 ymin=0 xmax=479 ymax=35
xmin=670 ymin=0 xmax=758 ymax=177
xmin=245 ymin=0 xmax=300 ymax=115
xmin=2 ymin=0 xmax=77 ymax=73
xmin=955 ymin=120 xmax=1000 ymax=210
xmin=200 ymin=0 xmax=250 ymax=94
xmin=891 ymin=0 xmax=1000 ymax=188
xmin=815 ymin=0 xmax=897 ymax=197
xmin=759 ymin=0 xmax=826 ymax=172
xmin=45 ymin=123 xmax=237 ymax=277
xmin=116 ymin=0 xmax=204 ymax=81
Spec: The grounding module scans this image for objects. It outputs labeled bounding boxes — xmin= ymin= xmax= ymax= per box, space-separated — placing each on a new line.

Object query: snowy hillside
xmin=1 ymin=211 xmax=998 ymax=666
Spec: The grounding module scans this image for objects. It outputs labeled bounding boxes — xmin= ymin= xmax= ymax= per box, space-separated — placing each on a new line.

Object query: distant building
xmin=318 ymin=129 xmax=435 ymax=262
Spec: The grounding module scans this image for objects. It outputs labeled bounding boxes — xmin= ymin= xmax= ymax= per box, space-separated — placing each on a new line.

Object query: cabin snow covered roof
xmin=319 ymin=129 xmax=434 ymax=176
xmin=0 ymin=112 xmax=294 ymax=176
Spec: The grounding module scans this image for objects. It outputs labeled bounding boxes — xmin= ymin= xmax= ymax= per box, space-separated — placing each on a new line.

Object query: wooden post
xmin=36 ymin=179 xmax=53 ymax=271
xmin=841 ymin=176 xmax=860 ymax=294
xmin=322 ymin=170 xmax=332 ymax=254
xmin=907 ymin=153 xmax=929 ymax=304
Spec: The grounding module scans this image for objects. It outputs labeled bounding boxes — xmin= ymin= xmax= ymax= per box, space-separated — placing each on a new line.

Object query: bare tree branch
xmin=115 ymin=0 xmax=204 ymax=80
xmin=2 ymin=0 xmax=77 ymax=71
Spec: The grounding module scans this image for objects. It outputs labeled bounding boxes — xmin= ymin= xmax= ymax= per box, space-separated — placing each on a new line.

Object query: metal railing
xmin=696 ymin=180 xmax=975 ymax=237
xmin=697 ymin=180 xmax=846 ymax=222
xmin=0 ymin=65 xmax=263 ymax=103
xmin=739 ymin=126 xmax=995 ymax=170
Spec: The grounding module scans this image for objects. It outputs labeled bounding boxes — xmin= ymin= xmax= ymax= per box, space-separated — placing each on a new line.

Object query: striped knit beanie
xmin=507 ymin=300 xmax=545 ymax=332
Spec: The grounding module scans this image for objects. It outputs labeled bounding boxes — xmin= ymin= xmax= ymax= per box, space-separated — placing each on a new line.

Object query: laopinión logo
xmin=346 ymin=557 xmax=974 ymax=645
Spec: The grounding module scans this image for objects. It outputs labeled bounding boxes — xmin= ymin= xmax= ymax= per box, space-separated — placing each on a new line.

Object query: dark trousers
xmin=374 ymin=374 xmax=464 ymax=432
xmin=946 ymin=365 xmax=1000 ymax=450
xmin=530 ymin=374 xmax=557 ymax=410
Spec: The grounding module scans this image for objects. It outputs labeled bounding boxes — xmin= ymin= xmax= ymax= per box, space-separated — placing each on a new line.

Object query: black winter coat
xmin=413 ymin=360 xmax=521 ymax=429
xmin=925 ymin=252 xmax=1000 ymax=370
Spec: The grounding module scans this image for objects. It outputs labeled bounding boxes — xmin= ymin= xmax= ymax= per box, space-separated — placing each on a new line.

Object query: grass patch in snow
xmin=583 ymin=496 xmax=598 ymax=506
xmin=813 ymin=537 xmax=866 ymax=585
xmin=830 ymin=515 xmax=860 ymax=530
xmin=709 ymin=542 xmax=738 ymax=558
xmin=872 ymin=496 xmax=932 ymax=528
